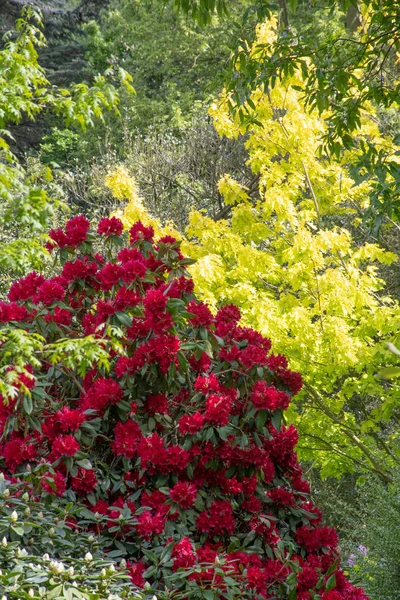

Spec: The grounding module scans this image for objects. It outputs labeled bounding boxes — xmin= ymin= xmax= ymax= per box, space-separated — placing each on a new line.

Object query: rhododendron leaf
xmin=22 ymin=395 xmax=33 ymax=415
xmin=115 ymin=312 xmax=133 ymax=327
xmin=76 ymin=459 xmax=92 ymax=470
xmin=271 ymin=410 xmax=283 ymax=432
xmin=326 ymin=574 xmax=337 ymax=591
xmin=256 ymin=409 xmax=267 ymax=431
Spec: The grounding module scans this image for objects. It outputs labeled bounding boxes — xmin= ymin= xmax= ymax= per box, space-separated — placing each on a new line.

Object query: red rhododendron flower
xmin=43 ymin=306 xmax=72 ymax=326
xmin=41 ymin=471 xmax=67 ymax=497
xmin=268 ymin=487 xmax=296 ymax=507
xmin=37 ymin=279 xmax=66 ymax=305
xmin=296 ymin=526 xmax=338 ymax=552
xmin=80 ymin=378 xmax=123 ymax=414
xmin=112 ymin=420 xmax=142 ymax=459
xmin=130 ymin=222 xmax=154 ymax=243
xmin=65 ymin=215 xmax=90 ymax=246
xmin=178 ymin=412 xmax=204 ymax=435
xmin=187 ymin=300 xmax=213 ymax=327
xmin=170 ymin=481 xmax=197 ymax=509
xmin=127 ymin=561 xmax=146 ymax=586
xmin=196 ymin=500 xmax=235 ymax=536
xmin=123 ymin=260 xmax=147 ymax=283
xmin=136 ymin=510 xmax=165 ymax=540
xmin=172 ymin=537 xmax=196 ymax=570
xmin=145 ymin=393 xmax=168 ymax=415
xmin=279 ymin=369 xmax=303 ymax=394
xmin=8 ymin=272 xmax=45 ymax=302
xmin=97 ymin=216 xmax=124 ymax=237
xmin=204 ymin=393 xmax=232 ymax=426
xmin=97 ymin=263 xmax=124 ymax=290
xmin=0 ymin=302 xmax=28 ymax=323
xmin=62 ymin=258 xmax=98 ymax=282
xmin=56 ymin=407 xmax=85 ymax=432
xmin=3 ymin=438 xmax=37 ymax=470
xmin=51 ymin=435 xmax=80 ymax=459
xmin=297 ymin=565 xmax=319 ymax=592
xmin=251 ymin=381 xmax=290 ymax=411
xmin=71 ymin=468 xmax=98 ymax=493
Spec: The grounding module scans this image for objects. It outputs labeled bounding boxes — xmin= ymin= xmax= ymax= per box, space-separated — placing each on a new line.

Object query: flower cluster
xmin=0 ymin=216 xmax=367 ymax=600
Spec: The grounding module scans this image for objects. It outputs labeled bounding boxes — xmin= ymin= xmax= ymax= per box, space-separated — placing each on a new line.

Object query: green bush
xmin=346 ymin=471 xmax=400 ymax=600
xmin=0 ymin=473 xmax=139 ymax=599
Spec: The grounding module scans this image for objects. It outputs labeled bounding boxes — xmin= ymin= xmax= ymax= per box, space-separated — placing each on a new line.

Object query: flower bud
xmin=101 ymin=568 xmax=107 ymax=578
xmin=120 ymin=559 xmax=127 ymax=569
xmin=144 ymin=582 xmax=151 ymax=590
xmin=22 ymin=492 xmax=29 ymax=502
xmin=1 ymin=537 xmax=7 ymax=548
xmin=67 ymin=567 xmax=74 ymax=577
xmin=109 ymin=564 xmax=115 ymax=573
xmin=2 ymin=489 xmax=9 ymax=499
xmin=49 ymin=560 xmax=64 ymax=575
xmin=28 ymin=590 xmax=35 ymax=598
xmin=9 ymin=511 xmax=18 ymax=523
xmin=24 ymin=506 xmax=31 ymax=517
xmin=85 ymin=552 xmax=93 ymax=562
xmin=88 ymin=535 xmax=95 ymax=543
xmin=49 ymin=527 xmax=55 ymax=537
xmin=42 ymin=553 xmax=50 ymax=562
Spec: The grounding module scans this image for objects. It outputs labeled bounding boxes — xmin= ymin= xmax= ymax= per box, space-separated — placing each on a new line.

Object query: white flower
xmin=42 ymin=553 xmax=50 ymax=562
xmin=19 ymin=548 xmax=28 ymax=557
xmin=28 ymin=590 xmax=35 ymax=598
xmin=9 ymin=511 xmax=18 ymax=523
xmin=85 ymin=552 xmax=93 ymax=562
xmin=49 ymin=560 xmax=65 ymax=575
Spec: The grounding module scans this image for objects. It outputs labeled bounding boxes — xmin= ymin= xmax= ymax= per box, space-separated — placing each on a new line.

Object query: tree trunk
xmin=345 ymin=2 xmax=362 ymax=32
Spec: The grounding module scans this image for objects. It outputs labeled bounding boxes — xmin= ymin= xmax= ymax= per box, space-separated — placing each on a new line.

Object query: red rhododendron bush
xmin=0 ymin=215 xmax=367 ymax=600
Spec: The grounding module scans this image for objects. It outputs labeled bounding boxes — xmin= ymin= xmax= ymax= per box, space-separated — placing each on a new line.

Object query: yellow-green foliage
xmin=114 ymin=19 xmax=400 ymax=481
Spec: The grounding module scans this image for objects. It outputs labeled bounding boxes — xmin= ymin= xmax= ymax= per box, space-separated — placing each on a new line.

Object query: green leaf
xmin=256 ymin=409 xmax=267 ymax=431
xmin=22 ymin=394 xmax=33 ymax=415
